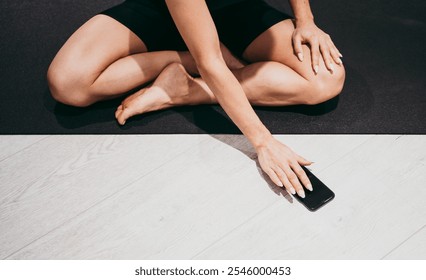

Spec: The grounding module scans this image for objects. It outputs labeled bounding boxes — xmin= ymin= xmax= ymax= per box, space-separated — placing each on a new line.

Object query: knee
xmin=303 ymin=65 xmax=346 ymax=105
xmin=47 ymin=64 xmax=94 ymax=108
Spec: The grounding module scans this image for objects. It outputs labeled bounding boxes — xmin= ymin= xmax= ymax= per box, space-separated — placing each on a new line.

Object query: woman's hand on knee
xmin=291 ymin=20 xmax=343 ymax=74
xmin=255 ymin=136 xmax=313 ymax=197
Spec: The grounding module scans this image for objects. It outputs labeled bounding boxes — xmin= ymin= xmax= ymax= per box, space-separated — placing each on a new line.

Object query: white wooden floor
xmin=0 ymin=134 xmax=425 ymax=260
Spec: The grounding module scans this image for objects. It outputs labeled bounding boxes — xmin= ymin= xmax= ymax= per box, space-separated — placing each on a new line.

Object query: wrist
xmin=245 ymin=126 xmax=274 ymax=150
xmin=295 ymin=16 xmax=315 ymax=27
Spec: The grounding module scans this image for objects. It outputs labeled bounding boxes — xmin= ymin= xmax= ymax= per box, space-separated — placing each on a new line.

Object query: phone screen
xmin=293 ymin=166 xmax=335 ymax=211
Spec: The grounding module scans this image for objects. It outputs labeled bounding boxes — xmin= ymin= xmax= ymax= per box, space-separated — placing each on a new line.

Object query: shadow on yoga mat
xmin=48 ymin=65 xmax=372 ymax=134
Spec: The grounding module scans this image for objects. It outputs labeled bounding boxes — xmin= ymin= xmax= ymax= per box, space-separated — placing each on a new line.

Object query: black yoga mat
xmin=1 ymin=0 xmax=425 ymax=134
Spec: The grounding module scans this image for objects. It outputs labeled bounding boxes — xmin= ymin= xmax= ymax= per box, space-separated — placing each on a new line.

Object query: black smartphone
xmin=293 ymin=166 xmax=335 ymax=211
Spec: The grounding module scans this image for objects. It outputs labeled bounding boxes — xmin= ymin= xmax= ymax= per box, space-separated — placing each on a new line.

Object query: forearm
xmin=198 ymin=58 xmax=272 ymax=148
xmin=164 ymin=0 xmax=272 ymax=148
xmin=288 ymin=0 xmax=314 ymax=24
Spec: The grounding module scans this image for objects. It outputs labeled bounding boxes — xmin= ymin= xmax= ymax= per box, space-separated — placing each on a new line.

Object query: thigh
xmin=50 ymin=0 xmax=187 ymax=84
xmin=50 ymin=14 xmax=148 ymax=85
xmin=242 ymin=19 xmax=329 ymax=81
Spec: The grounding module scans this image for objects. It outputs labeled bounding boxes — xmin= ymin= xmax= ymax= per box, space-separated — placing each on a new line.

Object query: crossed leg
xmin=114 ymin=20 xmax=345 ymax=124
xmin=47 ymin=15 xmax=345 ymax=124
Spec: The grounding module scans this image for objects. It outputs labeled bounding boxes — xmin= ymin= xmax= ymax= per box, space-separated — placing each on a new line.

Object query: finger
xmin=265 ymin=168 xmax=284 ymax=188
xmin=292 ymin=34 xmax=304 ymax=62
xmin=309 ymin=37 xmax=320 ymax=74
xmin=327 ymin=39 xmax=343 ymax=65
xmin=297 ymin=155 xmax=313 ymax=166
xmin=272 ymin=166 xmax=296 ymax=195
xmin=327 ymin=37 xmax=343 ymax=58
xmin=283 ymin=166 xmax=305 ymax=198
xmin=291 ymin=162 xmax=313 ymax=191
xmin=319 ymin=41 xmax=334 ymax=73
xmin=329 ymin=45 xmax=343 ymax=66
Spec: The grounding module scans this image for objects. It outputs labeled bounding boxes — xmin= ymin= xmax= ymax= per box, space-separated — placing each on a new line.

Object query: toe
xmin=116 ymin=110 xmax=127 ymax=125
xmin=115 ymin=107 xmax=122 ymax=123
xmin=116 ymin=104 xmax=136 ymax=126
xmin=115 ymin=92 xmax=140 ymax=125
xmin=115 ymin=103 xmax=130 ymax=125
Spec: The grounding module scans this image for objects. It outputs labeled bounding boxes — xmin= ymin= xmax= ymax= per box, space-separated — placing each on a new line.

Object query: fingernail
xmin=290 ymin=187 xmax=296 ymax=195
xmin=298 ymin=189 xmax=306 ymax=198
xmin=314 ymin=65 xmax=319 ymax=74
xmin=306 ymin=183 xmax=313 ymax=191
xmin=338 ymin=58 xmax=343 ymax=65
xmin=339 ymin=53 xmax=343 ymax=58
xmin=297 ymin=52 xmax=304 ymax=62
xmin=329 ymin=63 xmax=334 ymax=72
xmin=278 ymin=182 xmax=284 ymax=187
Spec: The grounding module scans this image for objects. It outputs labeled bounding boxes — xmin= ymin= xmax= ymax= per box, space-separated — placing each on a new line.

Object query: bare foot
xmin=115 ymin=63 xmax=212 ymax=125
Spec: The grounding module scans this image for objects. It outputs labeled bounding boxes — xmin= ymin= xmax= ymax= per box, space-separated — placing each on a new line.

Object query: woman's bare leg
xmin=115 ymin=60 xmax=333 ymax=124
xmin=49 ymin=15 xmax=344 ymax=124
xmin=241 ymin=19 xmax=345 ymax=102
xmin=115 ymin=19 xmax=345 ymax=124
xmin=47 ymin=15 xmax=244 ymax=107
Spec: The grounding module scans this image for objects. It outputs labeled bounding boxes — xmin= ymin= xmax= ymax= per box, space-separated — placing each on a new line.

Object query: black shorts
xmin=99 ymin=0 xmax=292 ymax=57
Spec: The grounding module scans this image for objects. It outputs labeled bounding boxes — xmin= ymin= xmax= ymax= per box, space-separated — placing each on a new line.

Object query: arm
xmin=165 ymin=0 xmax=313 ymax=196
xmin=289 ymin=0 xmax=343 ymax=73
xmin=165 ymin=0 xmax=269 ymax=147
